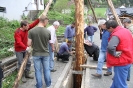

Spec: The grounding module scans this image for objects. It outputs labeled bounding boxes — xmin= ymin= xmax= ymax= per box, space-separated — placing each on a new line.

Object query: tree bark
xmin=74 ymin=0 xmax=84 ymax=88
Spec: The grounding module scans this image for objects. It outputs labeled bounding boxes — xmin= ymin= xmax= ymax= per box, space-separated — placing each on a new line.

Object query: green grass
xmin=89 ymin=8 xmax=107 ymax=18
xmin=2 ymin=71 xmax=17 ymax=88
xmin=0 ymin=17 xmax=19 ymax=59
xmin=56 ymin=26 xmax=66 ymax=36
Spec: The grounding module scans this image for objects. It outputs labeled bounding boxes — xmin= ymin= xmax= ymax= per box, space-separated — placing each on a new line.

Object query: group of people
xmin=13 ymin=10 xmax=133 ymax=88
xmin=14 ymin=15 xmax=61 ymax=88
xmin=91 ymin=18 xmax=133 ymax=88
xmin=13 ymin=14 xmax=76 ymax=88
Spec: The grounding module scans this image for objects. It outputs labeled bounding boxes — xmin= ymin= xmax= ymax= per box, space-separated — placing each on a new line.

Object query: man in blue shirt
xmin=57 ymin=40 xmax=74 ymax=62
xmin=91 ymin=20 xmax=112 ymax=78
xmin=84 ymin=21 xmax=97 ymax=42
xmin=64 ymin=22 xmax=75 ymax=51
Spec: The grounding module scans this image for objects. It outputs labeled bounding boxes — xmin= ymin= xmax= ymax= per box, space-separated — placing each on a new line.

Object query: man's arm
xmin=28 ymin=19 xmax=39 ymax=30
xmin=49 ymin=28 xmax=55 ymax=51
xmin=27 ymin=38 xmax=32 ymax=47
xmin=84 ymin=27 xmax=87 ymax=33
xmin=64 ymin=45 xmax=70 ymax=53
xmin=107 ymin=36 xmax=120 ymax=56
xmin=64 ymin=27 xmax=68 ymax=38
xmin=93 ymin=26 xmax=98 ymax=32
xmin=73 ymin=28 xmax=76 ymax=37
xmin=14 ymin=32 xmax=26 ymax=49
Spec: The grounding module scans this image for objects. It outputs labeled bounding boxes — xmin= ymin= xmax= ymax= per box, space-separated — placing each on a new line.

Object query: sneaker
xmin=51 ymin=69 xmax=56 ymax=72
xmin=104 ymin=72 xmax=112 ymax=76
xmin=127 ymin=79 xmax=130 ymax=81
xmin=91 ymin=73 xmax=102 ymax=78
xmin=21 ymin=76 xmax=27 ymax=83
xmin=25 ymin=70 xmax=34 ymax=79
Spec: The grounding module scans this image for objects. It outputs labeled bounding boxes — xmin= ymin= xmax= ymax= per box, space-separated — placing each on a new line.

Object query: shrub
xmin=0 ymin=17 xmax=19 ymax=59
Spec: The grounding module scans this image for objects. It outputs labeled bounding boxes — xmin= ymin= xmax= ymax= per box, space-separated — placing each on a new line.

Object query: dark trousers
xmin=57 ymin=52 xmax=70 ymax=61
xmin=15 ymin=51 xmax=31 ymax=71
xmin=0 ymin=67 xmax=3 ymax=88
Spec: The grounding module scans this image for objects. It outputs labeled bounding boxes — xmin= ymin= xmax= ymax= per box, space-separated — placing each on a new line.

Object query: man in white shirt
xmin=47 ymin=21 xmax=60 ymax=72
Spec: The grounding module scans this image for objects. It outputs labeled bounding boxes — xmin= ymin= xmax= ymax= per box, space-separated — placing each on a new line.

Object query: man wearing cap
xmin=91 ymin=20 xmax=112 ymax=78
xmin=105 ymin=20 xmax=133 ymax=88
xmin=123 ymin=18 xmax=133 ymax=35
xmin=47 ymin=21 xmax=60 ymax=72
xmin=123 ymin=18 xmax=133 ymax=81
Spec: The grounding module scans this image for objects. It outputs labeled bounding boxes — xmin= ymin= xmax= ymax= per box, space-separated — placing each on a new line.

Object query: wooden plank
xmin=3 ymin=61 xmax=17 ymax=71
xmin=1 ymin=55 xmax=17 ymax=67
xmin=80 ymin=65 xmax=107 ymax=70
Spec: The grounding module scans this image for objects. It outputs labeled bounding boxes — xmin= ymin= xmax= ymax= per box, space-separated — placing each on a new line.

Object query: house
xmin=106 ymin=6 xmax=133 ymax=21
xmin=0 ymin=0 xmax=44 ymax=20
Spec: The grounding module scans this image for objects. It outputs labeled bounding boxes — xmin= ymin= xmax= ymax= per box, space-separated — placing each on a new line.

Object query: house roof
xmin=106 ymin=7 xmax=133 ymax=17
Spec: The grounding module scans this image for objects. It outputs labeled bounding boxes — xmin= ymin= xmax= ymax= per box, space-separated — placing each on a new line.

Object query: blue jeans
xmin=97 ymin=51 xmax=112 ymax=74
xmin=88 ymin=35 xmax=93 ymax=43
xmin=67 ymin=37 xmax=73 ymax=51
xmin=110 ymin=64 xmax=131 ymax=88
xmin=48 ymin=43 xmax=55 ymax=70
xmin=33 ymin=56 xmax=51 ymax=88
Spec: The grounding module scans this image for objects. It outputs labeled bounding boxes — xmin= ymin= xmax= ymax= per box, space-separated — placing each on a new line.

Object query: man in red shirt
xmin=14 ymin=18 xmax=39 ymax=82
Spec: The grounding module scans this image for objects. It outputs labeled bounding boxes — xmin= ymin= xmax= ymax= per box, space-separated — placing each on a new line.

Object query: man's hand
xmin=66 ymin=39 xmax=68 ymax=42
xmin=115 ymin=51 xmax=122 ymax=58
xmin=26 ymin=47 xmax=31 ymax=53
xmin=70 ymin=51 xmax=75 ymax=54
xmin=52 ymin=47 xmax=55 ymax=52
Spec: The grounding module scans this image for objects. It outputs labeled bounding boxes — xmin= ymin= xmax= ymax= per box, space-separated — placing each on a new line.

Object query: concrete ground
xmin=18 ymin=58 xmax=68 ymax=88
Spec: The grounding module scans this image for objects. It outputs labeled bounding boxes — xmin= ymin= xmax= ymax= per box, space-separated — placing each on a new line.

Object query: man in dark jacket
xmin=84 ymin=21 xmax=97 ymax=42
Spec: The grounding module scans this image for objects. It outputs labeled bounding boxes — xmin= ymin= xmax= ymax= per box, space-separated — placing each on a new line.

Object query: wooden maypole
xmin=107 ymin=0 xmax=122 ymax=26
xmin=87 ymin=0 xmax=98 ymax=23
xmin=74 ymin=0 xmax=84 ymax=88
xmin=13 ymin=0 xmax=53 ymax=88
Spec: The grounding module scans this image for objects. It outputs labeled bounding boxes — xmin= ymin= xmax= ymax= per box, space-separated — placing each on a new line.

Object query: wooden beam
xmin=39 ymin=0 xmax=53 ymax=17
xmin=87 ymin=0 xmax=98 ymax=23
xmin=80 ymin=65 xmax=107 ymax=70
xmin=74 ymin=0 xmax=84 ymax=88
xmin=106 ymin=0 xmax=122 ymax=26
